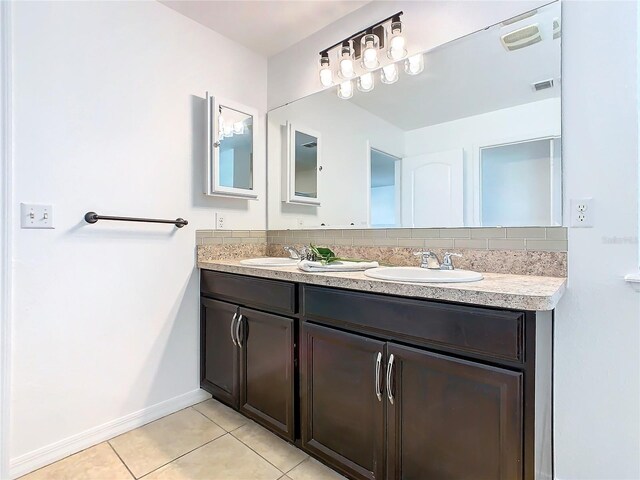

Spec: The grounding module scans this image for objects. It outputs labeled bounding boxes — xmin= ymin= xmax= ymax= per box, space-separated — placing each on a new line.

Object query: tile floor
xmin=21 ymin=398 xmax=346 ymax=480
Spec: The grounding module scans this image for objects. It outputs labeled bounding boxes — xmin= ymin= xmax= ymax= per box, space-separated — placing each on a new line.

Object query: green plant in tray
xmin=308 ymin=244 xmax=368 ymax=265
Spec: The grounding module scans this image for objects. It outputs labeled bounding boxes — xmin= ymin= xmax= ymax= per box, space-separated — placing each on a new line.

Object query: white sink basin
xmin=239 ymin=257 xmax=299 ymax=267
xmin=364 ymin=266 xmax=483 ymax=283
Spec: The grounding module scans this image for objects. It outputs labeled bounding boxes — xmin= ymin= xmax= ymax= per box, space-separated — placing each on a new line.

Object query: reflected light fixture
xmin=381 ymin=63 xmax=399 ymax=84
xmin=404 ymin=53 xmax=424 ymax=75
xmin=319 ymin=52 xmax=333 ymax=87
xmin=338 ymin=41 xmax=355 ymax=79
xmin=337 ymin=80 xmax=354 ymax=99
xmin=388 ymin=16 xmax=407 ymax=60
xmin=361 ymin=32 xmax=380 ymax=70
xmin=357 ymin=72 xmax=374 ymax=92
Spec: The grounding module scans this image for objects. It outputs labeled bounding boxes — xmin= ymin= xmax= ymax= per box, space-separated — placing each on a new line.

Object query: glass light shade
xmin=319 ymin=55 xmax=333 ymax=87
xmin=404 ymin=53 xmax=424 ymax=75
xmin=338 ymin=43 xmax=355 ymax=79
xmin=337 ymin=80 xmax=354 ymax=99
xmin=223 ymin=124 xmax=233 ymax=137
xmin=361 ymin=33 xmax=380 ymax=70
xmin=233 ymin=121 xmax=244 ymax=134
xmin=380 ymin=63 xmax=399 ymax=84
xmin=319 ymin=67 xmax=333 ymax=87
xmin=357 ymin=72 xmax=374 ymax=92
xmin=388 ymin=21 xmax=407 ymax=60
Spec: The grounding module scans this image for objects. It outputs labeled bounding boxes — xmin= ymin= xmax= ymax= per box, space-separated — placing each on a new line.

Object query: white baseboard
xmin=9 ymin=388 xmax=211 ymax=479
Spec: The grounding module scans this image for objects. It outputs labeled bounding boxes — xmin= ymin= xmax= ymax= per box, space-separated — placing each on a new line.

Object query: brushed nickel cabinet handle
xmin=375 ymin=352 xmax=383 ymax=401
xmin=235 ymin=314 xmax=244 ymax=348
xmin=386 ymin=354 xmax=395 ymax=404
xmin=230 ymin=313 xmax=238 ymax=346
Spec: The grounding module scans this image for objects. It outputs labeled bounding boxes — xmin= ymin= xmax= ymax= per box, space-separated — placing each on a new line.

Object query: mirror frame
xmin=205 ymin=93 xmax=258 ymax=199
xmin=283 ymin=122 xmax=322 ymax=206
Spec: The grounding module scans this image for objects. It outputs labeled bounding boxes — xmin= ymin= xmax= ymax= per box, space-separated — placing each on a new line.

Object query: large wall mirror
xmin=268 ymin=2 xmax=561 ymax=229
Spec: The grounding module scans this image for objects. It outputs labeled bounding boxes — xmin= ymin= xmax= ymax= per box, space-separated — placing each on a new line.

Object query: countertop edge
xmin=197 ymin=261 xmax=566 ymax=311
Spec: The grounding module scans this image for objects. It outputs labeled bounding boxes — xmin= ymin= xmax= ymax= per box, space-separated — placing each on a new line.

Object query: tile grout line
xmin=190 ymin=405 xmax=232 ymax=432
xmin=228 ymin=424 xmax=300 ymax=475
xmin=137 ymin=433 xmax=230 ymax=479
xmin=107 ymin=441 xmax=136 ymax=480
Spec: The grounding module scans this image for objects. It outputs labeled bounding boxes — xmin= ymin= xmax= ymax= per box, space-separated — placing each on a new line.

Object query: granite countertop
xmin=198 ymin=259 xmax=566 ymax=311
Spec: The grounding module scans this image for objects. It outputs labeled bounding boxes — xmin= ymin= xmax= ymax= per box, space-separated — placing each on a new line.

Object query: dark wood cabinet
xmin=301 ymin=323 xmax=386 ymax=480
xmin=240 ymin=307 xmax=295 ymax=440
xmin=201 ymin=298 xmax=240 ymax=408
xmin=386 ymin=343 xmax=523 ymax=480
xmin=200 ymin=270 xmax=552 ymax=480
xmin=201 ymin=273 xmax=298 ymax=440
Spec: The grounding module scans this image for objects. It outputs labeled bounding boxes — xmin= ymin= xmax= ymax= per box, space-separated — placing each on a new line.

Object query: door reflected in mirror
xmin=267 ymin=1 xmax=561 ymax=229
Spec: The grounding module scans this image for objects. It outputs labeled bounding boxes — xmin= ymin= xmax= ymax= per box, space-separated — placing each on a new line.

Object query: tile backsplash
xmin=196 ymin=227 xmax=568 ymax=277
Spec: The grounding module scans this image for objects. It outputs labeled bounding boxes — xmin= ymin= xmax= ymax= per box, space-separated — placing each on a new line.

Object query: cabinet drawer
xmin=302 ymin=286 xmax=524 ymax=363
xmin=201 ymin=270 xmax=297 ymax=315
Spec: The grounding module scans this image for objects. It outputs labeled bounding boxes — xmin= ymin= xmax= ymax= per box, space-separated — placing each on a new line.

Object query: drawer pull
xmin=386 ymin=354 xmax=395 ymax=404
xmin=230 ymin=313 xmax=239 ymax=347
xmin=236 ymin=314 xmax=244 ymax=348
xmin=375 ymin=352 xmax=382 ymax=401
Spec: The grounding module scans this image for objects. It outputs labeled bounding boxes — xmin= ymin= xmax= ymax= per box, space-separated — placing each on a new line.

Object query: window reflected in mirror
xmin=294 ymin=131 xmax=318 ymax=199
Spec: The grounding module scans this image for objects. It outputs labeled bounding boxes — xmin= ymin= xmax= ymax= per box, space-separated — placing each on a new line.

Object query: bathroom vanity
xmin=199 ymin=261 xmax=564 ymax=480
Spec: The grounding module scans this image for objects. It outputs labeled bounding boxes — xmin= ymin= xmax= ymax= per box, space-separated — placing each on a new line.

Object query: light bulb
xmin=404 ymin=53 xmax=424 ymax=75
xmin=338 ymin=42 xmax=355 ymax=79
xmin=233 ymin=121 xmax=244 ymax=134
xmin=361 ymin=33 xmax=380 ymax=70
xmin=320 ymin=67 xmax=333 ymax=87
xmin=319 ymin=53 xmax=333 ymax=87
xmin=381 ymin=63 xmax=399 ymax=84
xmin=337 ymin=80 xmax=353 ymax=99
xmin=357 ymin=72 xmax=374 ymax=92
xmin=388 ymin=19 xmax=407 ymax=60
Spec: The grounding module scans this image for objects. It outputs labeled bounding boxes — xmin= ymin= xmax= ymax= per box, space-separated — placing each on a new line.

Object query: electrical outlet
xmin=21 ymin=203 xmax=54 ymax=229
xmin=570 ymin=198 xmax=594 ymax=227
xmin=215 ymin=213 xmax=226 ymax=230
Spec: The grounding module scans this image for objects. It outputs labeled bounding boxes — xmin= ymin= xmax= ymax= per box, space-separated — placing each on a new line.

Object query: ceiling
xmin=343 ymin=3 xmax=561 ymax=130
xmin=159 ymin=1 xmax=370 ymax=57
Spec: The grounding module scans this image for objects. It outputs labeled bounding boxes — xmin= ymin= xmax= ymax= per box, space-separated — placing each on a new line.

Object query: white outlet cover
xmin=570 ymin=198 xmax=593 ymax=227
xmin=21 ymin=203 xmax=55 ymax=229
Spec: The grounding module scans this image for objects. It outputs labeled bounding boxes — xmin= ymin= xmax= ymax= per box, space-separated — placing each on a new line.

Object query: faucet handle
xmin=283 ymin=246 xmax=301 ymax=259
xmin=442 ymin=252 xmax=462 ymax=270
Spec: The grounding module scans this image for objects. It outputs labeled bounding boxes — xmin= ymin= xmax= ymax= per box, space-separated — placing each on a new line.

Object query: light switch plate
xmin=20 ymin=203 xmax=54 ymax=229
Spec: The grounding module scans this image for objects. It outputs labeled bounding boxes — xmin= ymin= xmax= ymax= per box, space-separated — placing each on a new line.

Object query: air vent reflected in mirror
xmin=500 ymin=24 xmax=541 ymax=51
xmin=532 ymin=79 xmax=554 ymax=91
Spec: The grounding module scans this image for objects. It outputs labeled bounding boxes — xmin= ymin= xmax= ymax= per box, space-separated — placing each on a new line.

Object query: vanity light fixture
xmin=404 ymin=53 xmax=424 ymax=75
xmin=357 ymin=72 xmax=375 ymax=92
xmin=387 ymin=16 xmax=407 ymax=60
xmin=319 ymin=11 xmax=423 ymax=99
xmin=380 ymin=63 xmax=399 ymax=84
xmin=337 ymin=79 xmax=354 ymax=99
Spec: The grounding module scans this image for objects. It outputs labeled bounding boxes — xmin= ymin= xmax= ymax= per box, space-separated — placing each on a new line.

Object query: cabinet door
xmin=201 ymin=298 xmax=240 ymax=409
xmin=301 ymin=323 xmax=385 ymax=480
xmin=386 ymin=343 xmax=523 ymax=480
xmin=239 ymin=307 xmax=295 ymax=440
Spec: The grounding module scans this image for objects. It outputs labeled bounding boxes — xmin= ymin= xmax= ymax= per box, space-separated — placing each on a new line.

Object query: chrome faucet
xmin=283 ymin=246 xmax=301 ymax=259
xmin=414 ymin=251 xmax=462 ymax=270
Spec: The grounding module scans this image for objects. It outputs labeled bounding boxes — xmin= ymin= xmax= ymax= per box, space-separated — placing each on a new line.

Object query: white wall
xmin=268 ymin=92 xmax=403 ymax=229
xmin=9 ymin=1 xmax=266 ymax=475
xmin=404 ymin=98 xmax=561 ymax=225
xmin=555 ymin=2 xmax=640 ymax=479
xmin=268 ymin=1 xmax=640 ymax=478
